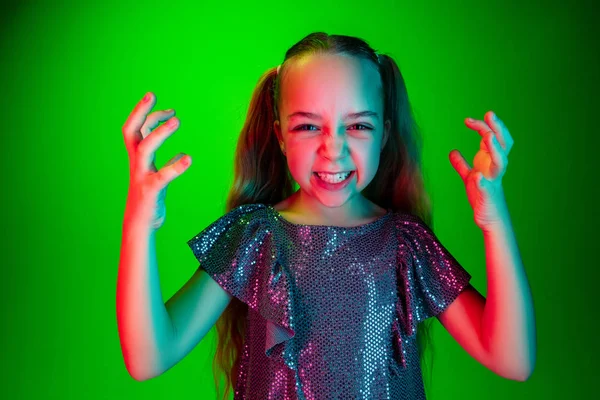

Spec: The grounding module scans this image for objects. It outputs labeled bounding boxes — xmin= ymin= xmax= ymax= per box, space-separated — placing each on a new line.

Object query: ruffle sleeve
xmin=186 ymin=203 xmax=294 ymax=361
xmin=392 ymin=212 xmax=472 ymax=369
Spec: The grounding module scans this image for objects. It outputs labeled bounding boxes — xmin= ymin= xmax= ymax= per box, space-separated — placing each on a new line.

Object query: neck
xmin=287 ymin=189 xmax=382 ymax=226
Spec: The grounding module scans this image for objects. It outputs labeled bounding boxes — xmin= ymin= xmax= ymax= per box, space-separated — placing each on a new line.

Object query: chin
xmin=309 ymin=185 xmax=358 ymax=208
xmin=315 ymin=196 xmax=353 ymax=208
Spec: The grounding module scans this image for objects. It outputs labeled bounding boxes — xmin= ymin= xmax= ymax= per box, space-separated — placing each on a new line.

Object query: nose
xmin=319 ymin=132 xmax=349 ymax=161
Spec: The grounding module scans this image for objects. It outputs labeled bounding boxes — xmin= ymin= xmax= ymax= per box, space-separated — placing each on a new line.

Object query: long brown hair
xmin=212 ymin=32 xmax=437 ymax=399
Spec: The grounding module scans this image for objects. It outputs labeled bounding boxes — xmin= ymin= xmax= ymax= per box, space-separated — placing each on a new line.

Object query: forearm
xmin=116 ymin=208 xmax=176 ymax=381
xmin=480 ymin=196 xmax=536 ymax=381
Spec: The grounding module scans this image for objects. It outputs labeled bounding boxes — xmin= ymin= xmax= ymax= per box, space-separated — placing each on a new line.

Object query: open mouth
xmin=313 ymin=171 xmax=356 ymax=190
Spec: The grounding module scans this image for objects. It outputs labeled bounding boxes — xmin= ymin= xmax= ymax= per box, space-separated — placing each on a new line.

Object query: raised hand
xmin=122 ymin=92 xmax=192 ymax=230
xmin=449 ymin=110 xmax=514 ymax=230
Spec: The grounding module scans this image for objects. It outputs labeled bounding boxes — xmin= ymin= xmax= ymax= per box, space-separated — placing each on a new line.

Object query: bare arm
xmin=116 ymin=211 xmax=175 ymax=381
xmin=117 ymin=91 xmax=189 ymax=382
xmin=163 ymin=267 xmax=233 ymax=375
xmin=117 ymin=92 xmax=233 ymax=381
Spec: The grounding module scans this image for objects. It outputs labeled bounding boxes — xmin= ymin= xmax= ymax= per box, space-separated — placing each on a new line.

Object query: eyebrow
xmin=286 ymin=111 xmax=380 ymax=121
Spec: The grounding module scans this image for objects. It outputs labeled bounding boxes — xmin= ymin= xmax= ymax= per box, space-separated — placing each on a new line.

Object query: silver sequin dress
xmin=187 ymin=203 xmax=471 ymax=399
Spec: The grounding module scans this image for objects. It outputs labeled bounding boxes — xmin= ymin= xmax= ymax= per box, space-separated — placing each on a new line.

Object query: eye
xmin=292 ymin=124 xmax=373 ymax=131
xmin=293 ymin=124 xmax=318 ymax=131
xmin=349 ymin=124 xmax=372 ymax=131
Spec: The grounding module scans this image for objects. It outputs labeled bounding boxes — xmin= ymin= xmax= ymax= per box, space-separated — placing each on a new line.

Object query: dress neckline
xmin=267 ymin=204 xmax=393 ymax=230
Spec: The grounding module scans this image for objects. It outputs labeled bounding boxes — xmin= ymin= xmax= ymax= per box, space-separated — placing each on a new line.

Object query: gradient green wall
xmin=1 ymin=0 xmax=597 ymax=398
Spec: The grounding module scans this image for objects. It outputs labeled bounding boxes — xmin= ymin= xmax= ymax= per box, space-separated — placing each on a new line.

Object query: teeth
xmin=316 ymin=171 xmax=351 ymax=183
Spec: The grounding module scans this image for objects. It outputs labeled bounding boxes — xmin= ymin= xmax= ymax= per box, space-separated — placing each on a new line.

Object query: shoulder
xmin=212 ymin=203 xmax=271 ymax=226
xmin=187 ymin=203 xmax=271 ymax=245
xmin=388 ymin=211 xmax=442 ymax=257
xmin=389 ymin=211 xmax=430 ymax=234
xmin=187 ymin=203 xmax=275 ymax=264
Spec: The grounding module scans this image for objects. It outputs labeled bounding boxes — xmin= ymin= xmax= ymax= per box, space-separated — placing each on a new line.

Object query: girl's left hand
xmin=449 ymin=111 xmax=514 ymax=230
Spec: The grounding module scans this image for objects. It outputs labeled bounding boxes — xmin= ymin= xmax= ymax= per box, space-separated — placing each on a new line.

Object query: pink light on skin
xmin=273 ymin=53 xmax=391 ymax=225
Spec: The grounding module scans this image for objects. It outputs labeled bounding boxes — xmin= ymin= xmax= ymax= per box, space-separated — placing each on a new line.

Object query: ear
xmin=382 ymin=119 xmax=391 ymax=151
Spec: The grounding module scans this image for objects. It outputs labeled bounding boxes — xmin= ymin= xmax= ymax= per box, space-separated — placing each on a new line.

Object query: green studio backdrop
xmin=1 ymin=0 xmax=597 ymax=399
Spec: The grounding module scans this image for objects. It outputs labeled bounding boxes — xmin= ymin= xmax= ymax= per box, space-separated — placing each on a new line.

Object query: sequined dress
xmin=187 ymin=203 xmax=471 ymax=399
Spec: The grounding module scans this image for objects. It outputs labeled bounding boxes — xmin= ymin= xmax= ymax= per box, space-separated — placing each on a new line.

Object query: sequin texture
xmin=187 ymin=203 xmax=471 ymax=399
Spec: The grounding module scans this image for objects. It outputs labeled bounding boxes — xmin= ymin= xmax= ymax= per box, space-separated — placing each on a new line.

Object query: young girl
xmin=117 ymin=32 xmax=535 ymax=400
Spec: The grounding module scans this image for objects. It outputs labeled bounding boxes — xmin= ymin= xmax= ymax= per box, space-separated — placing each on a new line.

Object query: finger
xmin=466 ymin=116 xmax=506 ymax=156
xmin=122 ymin=92 xmax=156 ymax=156
xmin=483 ymin=111 xmax=507 ymax=151
xmin=449 ymin=149 xmax=471 ymax=182
xmin=486 ymin=111 xmax=514 ymax=154
xmin=136 ymin=116 xmax=180 ymax=175
xmin=140 ymin=109 xmax=177 ymax=170
xmin=141 ymin=109 xmax=176 ymax=138
xmin=465 ymin=117 xmax=495 ymax=141
xmin=484 ymin=131 xmax=507 ymax=174
xmin=149 ymin=153 xmax=192 ymax=192
xmin=467 ymin=111 xmax=509 ymax=153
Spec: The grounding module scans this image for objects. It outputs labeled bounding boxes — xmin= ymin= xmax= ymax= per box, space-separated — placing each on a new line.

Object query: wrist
xmin=123 ymin=204 xmax=158 ymax=231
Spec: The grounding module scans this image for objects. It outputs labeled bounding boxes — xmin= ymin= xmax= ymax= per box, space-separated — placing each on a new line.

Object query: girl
xmin=117 ymin=32 xmax=535 ymax=399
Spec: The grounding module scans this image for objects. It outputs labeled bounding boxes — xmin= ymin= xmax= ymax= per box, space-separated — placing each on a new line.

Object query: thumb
xmin=449 ymin=150 xmax=470 ymax=183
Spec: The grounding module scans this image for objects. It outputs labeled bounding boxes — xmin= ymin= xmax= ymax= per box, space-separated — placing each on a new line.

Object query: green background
xmin=1 ymin=0 xmax=597 ymax=398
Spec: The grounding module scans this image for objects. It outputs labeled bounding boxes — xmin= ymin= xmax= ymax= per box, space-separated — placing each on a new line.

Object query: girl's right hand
xmin=121 ymin=92 xmax=192 ymax=230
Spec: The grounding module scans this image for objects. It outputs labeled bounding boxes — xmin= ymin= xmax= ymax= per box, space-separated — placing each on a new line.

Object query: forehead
xmin=280 ymin=54 xmax=382 ymax=115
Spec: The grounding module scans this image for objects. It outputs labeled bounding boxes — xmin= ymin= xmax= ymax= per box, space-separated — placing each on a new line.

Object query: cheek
xmin=363 ymin=152 xmax=381 ymax=171
xmin=286 ymin=152 xmax=313 ymax=179
xmin=354 ymin=147 xmax=381 ymax=179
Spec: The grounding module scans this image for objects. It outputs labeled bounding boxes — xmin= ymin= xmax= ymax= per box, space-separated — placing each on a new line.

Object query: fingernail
xmin=467 ymin=118 xmax=474 ymax=122
xmin=492 ymin=112 xmax=498 ymax=120
xmin=143 ymin=92 xmax=151 ymax=102
xmin=165 ymin=108 xmax=174 ymax=113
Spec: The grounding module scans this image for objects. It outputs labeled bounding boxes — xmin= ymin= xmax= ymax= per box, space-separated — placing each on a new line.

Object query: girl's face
xmin=274 ymin=53 xmax=390 ymax=209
